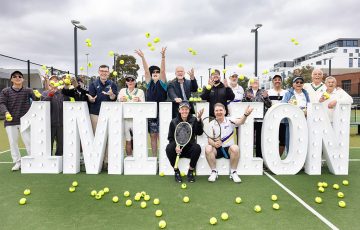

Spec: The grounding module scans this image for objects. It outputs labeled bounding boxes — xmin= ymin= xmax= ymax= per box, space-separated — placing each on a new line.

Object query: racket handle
xmin=174 ymin=154 xmax=180 ymax=169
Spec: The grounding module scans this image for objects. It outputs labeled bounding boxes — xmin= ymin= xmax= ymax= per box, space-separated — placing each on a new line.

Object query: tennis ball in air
xmin=235 ymin=197 xmax=242 ymax=204
xmin=125 ymin=199 xmax=132 ymax=206
xmin=144 ymin=194 xmax=150 ymax=201
xmin=145 ymin=32 xmax=150 ymax=38
xmin=337 ymin=192 xmax=344 ymax=198
xmin=221 ymin=212 xmax=229 ymax=220
xmin=153 ymin=198 xmax=160 ymax=205
xmin=342 ymin=180 xmax=349 ymax=186
xmin=112 ymin=71 xmax=118 ymax=76
xmin=273 ymin=203 xmax=280 ymax=210
xmin=191 ymin=50 xmax=197 ymax=55
xmin=153 ymin=37 xmax=160 ymax=43
xmin=180 ymin=172 xmax=185 ymax=177
xmin=197 ymin=87 xmax=203 ymax=93
xmin=181 ymin=183 xmax=187 ymax=189
xmin=72 ymin=181 xmax=78 ymax=187
xmin=108 ymin=51 xmax=114 ymax=56
xmin=318 ymin=187 xmax=325 ymax=193
xmin=140 ymin=201 xmax=147 ymax=208
xmin=271 ymin=195 xmax=278 ymax=201
xmin=294 ymin=41 xmax=299 ymax=45
xmin=183 ymin=196 xmax=190 ymax=203
xmin=19 ymin=198 xmax=27 ymax=205
xmin=159 ymin=220 xmax=166 ymax=229
xmin=112 ymin=196 xmax=119 ymax=203
xmin=188 ymin=48 xmax=193 ymax=52
xmin=104 ymin=187 xmax=110 ymax=193
xmin=222 ymin=69 xmax=227 ymax=74
xmin=338 ymin=201 xmax=346 ymax=208
xmin=315 ymin=197 xmax=322 ymax=204
xmin=69 ymin=187 xmax=76 ymax=192
xmin=237 ymin=63 xmax=244 ymax=68
xmin=254 ymin=205 xmax=262 ymax=213
xmin=90 ymin=190 xmax=97 ymax=196
xmin=209 ymin=217 xmax=217 ymax=225
xmin=124 ymin=191 xmax=130 ymax=197
xmin=210 ymin=69 xmax=215 ymax=74
xmin=119 ymin=60 xmax=125 ymax=65
xmin=239 ymin=75 xmax=245 ymax=80
xmin=24 ymin=189 xmax=31 ymax=195
xmin=147 ymin=42 xmax=152 ymax=47
xmin=333 ymin=184 xmax=340 ymax=190
xmin=80 ymin=66 xmax=84 ymax=71
xmin=206 ymin=85 xmax=212 ymax=90
xmin=58 ymin=80 xmax=64 ymax=85
xmin=155 ymin=209 xmax=163 ymax=217
xmin=64 ymin=78 xmax=71 ymax=85
xmin=41 ymin=65 xmax=47 ymax=70
xmin=149 ymin=46 xmax=155 ymax=51
xmin=249 ymin=78 xmax=255 ymax=84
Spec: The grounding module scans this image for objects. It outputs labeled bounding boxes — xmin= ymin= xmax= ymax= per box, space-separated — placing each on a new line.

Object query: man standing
xmin=205 ymin=103 xmax=253 ymax=183
xmin=135 ymin=48 xmax=167 ymax=157
xmin=303 ymin=69 xmax=326 ymax=102
xmin=167 ymin=67 xmax=198 ymax=118
xmin=0 ymin=71 xmax=36 ymax=171
xmin=227 ymin=73 xmax=244 ymax=115
xmin=201 ymin=69 xmax=235 ymax=117
xmin=166 ymin=102 xmax=204 ymax=183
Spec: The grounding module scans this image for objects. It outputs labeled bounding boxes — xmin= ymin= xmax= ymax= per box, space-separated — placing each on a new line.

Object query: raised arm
xmin=160 ymin=47 xmax=167 ymax=82
xmin=232 ymin=105 xmax=253 ymax=126
xmin=135 ymin=49 xmax=151 ymax=83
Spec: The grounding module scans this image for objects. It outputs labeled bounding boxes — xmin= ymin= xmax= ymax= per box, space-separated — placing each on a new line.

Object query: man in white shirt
xmin=303 ymin=69 xmax=327 ymax=102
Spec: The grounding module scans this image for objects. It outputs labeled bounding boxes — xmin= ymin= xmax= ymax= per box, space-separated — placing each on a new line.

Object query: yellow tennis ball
xmin=206 ymin=84 xmax=212 ymax=90
xmin=237 ymin=63 xmax=244 ymax=68
xmin=209 ymin=217 xmax=217 ymax=225
xmin=72 ymin=181 xmax=78 ymax=187
xmin=197 ymin=87 xmax=203 ymax=93
xmin=315 ymin=197 xmax=322 ymax=204
xmin=144 ymin=194 xmax=150 ymax=201
xmin=342 ymin=180 xmax=349 ymax=186
xmin=124 ymin=191 xmax=130 ymax=197
xmin=333 ymin=184 xmax=340 ymax=190
xmin=271 ymin=195 xmax=278 ymax=201
xmin=155 ymin=209 xmax=163 ymax=217
xmin=181 ymin=183 xmax=187 ymax=189
xmin=153 ymin=37 xmax=160 ymax=43
xmin=141 ymin=191 xmax=146 ymax=197
xmin=221 ymin=212 xmax=229 ymax=220
xmin=112 ymin=196 xmax=119 ymax=203
xmin=125 ymin=199 xmax=132 ymax=206
xmin=159 ymin=172 xmax=164 ymax=177
xmin=140 ymin=201 xmax=147 ymax=208
xmin=134 ymin=195 xmax=141 ymax=201
xmin=104 ymin=187 xmax=110 ymax=193
xmin=112 ymin=71 xmax=118 ymax=76
xmin=119 ymin=60 xmax=125 ymax=65
xmin=19 ymin=198 xmax=27 ymax=205
xmin=235 ymin=197 xmax=242 ymax=204
xmin=108 ymin=51 xmax=114 ymax=56
xmin=191 ymin=50 xmax=197 ymax=55
xmin=188 ymin=48 xmax=193 ymax=52
xmin=153 ymin=198 xmax=160 ymax=205
xmin=337 ymin=192 xmax=344 ymax=198
xmin=24 ymin=189 xmax=31 ymax=195
xmin=180 ymin=172 xmax=185 ymax=177
xmin=318 ymin=182 xmax=324 ymax=188
xmin=249 ymin=78 xmax=255 ymax=84
xmin=322 ymin=182 xmax=328 ymax=188
xmin=80 ymin=66 xmax=84 ymax=71
xmin=64 ymin=78 xmax=71 ymax=85
xmin=147 ymin=42 xmax=152 ymax=47
xmin=189 ymin=97 xmax=194 ymax=102
xmin=95 ymin=194 xmax=102 ymax=200
xmin=149 ymin=46 xmax=155 ymax=51
xmin=291 ymin=38 xmax=296 ymax=42
xmin=69 ymin=187 xmax=76 ymax=192
xmin=338 ymin=201 xmax=346 ymax=208
xmin=239 ymin=75 xmax=245 ymax=80
xmin=88 ymin=62 xmax=93 ymax=67
xmin=210 ymin=69 xmax=215 ymax=74
xmin=98 ymin=190 xmax=105 ymax=196
xmin=145 ymin=32 xmax=150 ymax=38
xmin=273 ymin=203 xmax=280 ymax=210
xmin=318 ymin=187 xmax=325 ymax=193
xmin=90 ymin=190 xmax=97 ymax=196
xmin=222 ymin=69 xmax=227 ymax=74
xmin=254 ymin=205 xmax=262 ymax=213
xmin=183 ymin=196 xmax=190 ymax=203
xmin=41 ymin=65 xmax=47 ymax=70
xmin=159 ymin=220 xmax=166 ymax=229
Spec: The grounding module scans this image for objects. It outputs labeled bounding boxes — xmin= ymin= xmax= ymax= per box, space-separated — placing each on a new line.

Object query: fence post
xmin=27 ymin=60 xmax=30 ymax=88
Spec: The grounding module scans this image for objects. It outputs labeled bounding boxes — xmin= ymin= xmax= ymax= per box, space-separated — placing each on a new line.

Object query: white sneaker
xmin=230 ymin=171 xmax=241 ymax=183
xmin=12 ymin=162 xmax=21 ymax=171
xmin=208 ymin=170 xmax=218 ymax=182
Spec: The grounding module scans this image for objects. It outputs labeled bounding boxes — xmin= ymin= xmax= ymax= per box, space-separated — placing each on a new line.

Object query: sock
xmin=231 ymin=169 xmax=237 ymax=173
xmin=188 ymin=169 xmax=194 ymax=175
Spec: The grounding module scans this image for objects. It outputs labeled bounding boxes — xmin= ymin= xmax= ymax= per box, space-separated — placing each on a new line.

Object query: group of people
xmin=0 ymin=47 xmax=353 ymax=184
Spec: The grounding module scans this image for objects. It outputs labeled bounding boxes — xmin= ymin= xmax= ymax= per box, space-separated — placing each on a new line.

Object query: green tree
xmin=238 ymin=76 xmax=249 ymax=90
xmin=284 ymin=65 xmax=314 ymax=89
xmin=110 ymin=54 xmax=140 ymax=88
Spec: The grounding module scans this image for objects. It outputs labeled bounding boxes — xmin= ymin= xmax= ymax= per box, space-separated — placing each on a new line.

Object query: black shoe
xmin=174 ymin=170 xmax=182 ymax=183
xmin=187 ymin=170 xmax=195 ymax=183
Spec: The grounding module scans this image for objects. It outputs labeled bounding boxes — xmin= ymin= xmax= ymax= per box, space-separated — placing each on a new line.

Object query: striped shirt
xmin=0 ymin=86 xmax=35 ymax=127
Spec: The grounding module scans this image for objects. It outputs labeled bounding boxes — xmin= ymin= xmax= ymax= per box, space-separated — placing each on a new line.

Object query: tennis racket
xmin=174 ymin=122 xmax=192 ymax=169
xmin=202 ymin=117 xmax=229 ymax=159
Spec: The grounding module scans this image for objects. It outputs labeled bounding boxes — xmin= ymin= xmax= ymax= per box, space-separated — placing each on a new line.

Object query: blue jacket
xmin=88 ymin=78 xmax=118 ymax=115
xmin=281 ymin=87 xmax=310 ymax=104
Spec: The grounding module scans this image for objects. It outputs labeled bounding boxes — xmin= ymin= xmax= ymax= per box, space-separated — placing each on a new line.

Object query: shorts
xmin=124 ymin=119 xmax=133 ymax=141
xmin=215 ymin=146 xmax=230 ymax=159
xmin=148 ymin=118 xmax=159 ymax=134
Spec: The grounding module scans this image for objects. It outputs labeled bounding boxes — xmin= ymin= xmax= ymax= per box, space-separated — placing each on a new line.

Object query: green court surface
xmin=0 ymin=149 xmax=359 ymax=230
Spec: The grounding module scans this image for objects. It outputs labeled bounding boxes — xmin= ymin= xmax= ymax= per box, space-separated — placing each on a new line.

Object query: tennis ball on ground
xmin=124 ymin=191 xmax=130 ymax=197
xmin=153 ymin=198 xmax=160 ymax=205
xmin=144 ymin=194 xmax=150 ymax=201
xmin=159 ymin=172 xmax=165 ymax=177
xmin=98 ymin=190 xmax=105 ymax=196
xmin=181 ymin=183 xmax=187 ymax=189
xmin=134 ymin=195 xmax=141 ymax=201
xmin=125 ymin=199 xmax=132 ymax=206
xmin=206 ymin=84 xmax=212 ymax=90
xmin=153 ymin=37 xmax=160 ymax=43
xmin=119 ymin=60 xmax=125 ymax=65
xmin=155 ymin=209 xmax=163 ymax=217
xmin=254 ymin=205 xmax=262 ymax=213
xmin=140 ymin=201 xmax=147 ymax=208
xmin=145 ymin=32 xmax=150 ymax=38
xmin=159 ymin=220 xmax=166 ymax=229
xmin=19 ymin=198 xmax=26 ymax=205
xmin=104 ymin=187 xmax=110 ymax=193
xmin=69 ymin=187 xmax=76 ymax=192
xmin=95 ymin=194 xmax=102 ymax=200
xmin=72 ymin=181 xmax=78 ymax=187
xmin=197 ymin=87 xmax=203 ymax=93
xmin=338 ymin=201 xmax=346 ymax=208
xmin=112 ymin=196 xmax=119 ymax=203
xmin=239 ymin=74 xmax=245 ymax=80
xmin=333 ymin=184 xmax=340 ymax=189
xmin=271 ymin=195 xmax=278 ymax=201
xmin=221 ymin=212 xmax=229 ymax=220
xmin=318 ymin=187 xmax=325 ymax=193
xmin=237 ymin=63 xmax=244 ymax=68
xmin=337 ymin=192 xmax=344 ymax=198
xmin=342 ymin=180 xmax=349 ymax=186
xmin=235 ymin=197 xmax=242 ymax=204
xmin=315 ymin=197 xmax=322 ymax=204
xmin=317 ymin=182 xmax=323 ymax=187
xmin=210 ymin=217 xmax=217 ymax=225
xmin=180 ymin=172 xmax=185 ymax=177
xmin=322 ymin=182 xmax=328 ymax=188
xmin=91 ymin=190 xmax=97 ymax=196
xmin=136 ymin=192 xmax=142 ymax=197
xmin=141 ymin=191 xmax=146 ymax=197
xmin=273 ymin=203 xmax=280 ymax=210
xmin=183 ymin=196 xmax=190 ymax=203
xmin=24 ymin=189 xmax=31 ymax=195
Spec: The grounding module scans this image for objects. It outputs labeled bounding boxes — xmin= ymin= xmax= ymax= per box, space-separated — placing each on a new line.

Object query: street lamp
xmin=71 ymin=20 xmax=87 ymax=78
xmin=251 ymin=24 xmax=262 ymax=78
xmin=221 ymin=54 xmax=228 ymax=79
xmin=85 ymin=53 xmax=89 ymax=77
xmin=208 ymin=68 xmax=211 ymax=79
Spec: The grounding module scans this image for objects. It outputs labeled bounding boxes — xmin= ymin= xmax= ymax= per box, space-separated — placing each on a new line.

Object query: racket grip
xmin=174 ymin=154 xmax=180 ymax=169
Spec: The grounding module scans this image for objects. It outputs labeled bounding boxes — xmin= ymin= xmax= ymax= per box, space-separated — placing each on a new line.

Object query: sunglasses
xmin=126 ymin=78 xmax=135 ymax=82
xmin=152 ymin=70 xmax=160 ymax=74
xmin=295 ymin=81 xmax=304 ymax=84
xmin=12 ymin=75 xmax=23 ymax=79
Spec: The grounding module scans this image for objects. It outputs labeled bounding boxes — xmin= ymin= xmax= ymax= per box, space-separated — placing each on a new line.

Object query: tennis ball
xmin=237 ymin=63 xmax=244 ymax=68
xmin=140 ymin=201 xmax=147 ymax=208
xmin=104 ymin=187 xmax=110 ymax=193
xmin=183 ymin=196 xmax=190 ymax=203
xmin=239 ymin=75 xmax=245 ymax=80
xmin=124 ymin=191 xmax=130 ymax=197
xmin=141 ymin=191 xmax=146 ymax=197
xmin=317 ymin=182 xmax=323 ymax=187
xmin=119 ymin=60 xmax=125 ymax=65
xmin=342 ymin=180 xmax=349 ymax=186
xmin=323 ymin=92 xmax=330 ymax=100
xmin=291 ymin=38 xmax=296 ymax=42
xmin=159 ymin=220 xmax=166 ymax=229
xmin=125 ymin=199 xmax=132 ymax=206
xmin=322 ymin=182 xmax=328 ymax=188
xmin=188 ymin=48 xmax=193 ymax=52
xmin=249 ymin=78 xmax=255 ymax=84
xmin=149 ymin=46 xmax=155 ymax=51
xmin=235 ymin=197 xmax=242 ymax=204
xmin=86 ymin=42 xmax=92 ymax=47
xmin=210 ymin=69 xmax=215 ymax=74
xmin=273 ymin=203 xmax=280 ymax=210
xmin=98 ymin=190 xmax=105 ymax=196
xmin=64 ymin=78 xmax=71 ymax=85
xmin=24 ymin=189 xmax=31 ymax=195
xmin=112 ymin=71 xmax=118 ymax=76
xmin=337 ymin=192 xmax=344 ymax=198
xmin=153 ymin=198 xmax=160 ymax=205
xmin=206 ymin=85 xmax=212 ymax=90
xmin=85 ymin=38 xmax=91 ymax=43
xmin=69 ymin=187 xmax=76 ymax=192
xmin=222 ymin=69 xmax=227 ymax=74
xmin=19 ymin=198 xmax=26 ymax=205
xmin=91 ymin=190 xmax=97 ymax=196
xmin=58 ymin=80 xmax=64 ymax=85
xmin=181 ymin=183 xmax=187 ymax=189
xmin=196 ymin=97 xmax=202 ymax=102
xmin=191 ymin=50 xmax=197 ymax=55
xmin=209 ymin=217 xmax=217 ymax=225
xmin=112 ymin=196 xmax=119 ymax=203
xmin=153 ymin=37 xmax=160 ymax=43
xmin=108 ymin=51 xmax=114 ymax=56
xmin=80 ymin=66 xmax=84 ymax=71
xmin=318 ymin=187 xmax=325 ymax=193
xmin=315 ymin=197 xmax=322 ymax=204
xmin=159 ymin=172 xmax=165 ymax=177
xmin=254 ymin=205 xmax=262 ymax=213
xmin=294 ymin=41 xmax=299 ymax=45
xmin=221 ymin=212 xmax=229 ymax=220
xmin=145 ymin=32 xmax=150 ymax=38
xmin=136 ymin=192 xmax=142 ymax=197
xmin=155 ymin=209 xmax=163 ymax=217
xmin=134 ymin=195 xmax=141 ymax=201
xmin=197 ymin=87 xmax=203 ymax=93
xmin=333 ymin=184 xmax=340 ymax=190
xmin=41 ymin=65 xmax=47 ymax=70
xmin=144 ymin=194 xmax=150 ymax=201
xmin=180 ymin=172 xmax=185 ymax=177
xmin=72 ymin=181 xmax=78 ymax=187
xmin=147 ymin=42 xmax=152 ymax=47
xmin=338 ymin=201 xmax=346 ymax=208
xmin=95 ymin=194 xmax=102 ymax=200
xmin=271 ymin=195 xmax=278 ymax=201
xmin=189 ymin=97 xmax=194 ymax=102
xmin=88 ymin=62 xmax=93 ymax=67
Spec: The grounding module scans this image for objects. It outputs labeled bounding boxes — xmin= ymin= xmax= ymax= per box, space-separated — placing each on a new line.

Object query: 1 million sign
xmin=19 ymin=102 xmax=351 ymax=176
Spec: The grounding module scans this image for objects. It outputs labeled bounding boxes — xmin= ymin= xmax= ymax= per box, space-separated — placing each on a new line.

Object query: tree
xmin=284 ymin=65 xmax=314 ymax=89
xmin=110 ymin=54 xmax=140 ymax=88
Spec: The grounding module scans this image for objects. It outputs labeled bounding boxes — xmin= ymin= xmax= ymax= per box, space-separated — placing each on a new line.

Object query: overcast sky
xmin=1 ymin=0 xmax=359 ymax=85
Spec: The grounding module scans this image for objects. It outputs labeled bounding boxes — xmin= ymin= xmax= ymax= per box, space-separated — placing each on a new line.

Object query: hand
xmin=108 ymin=87 xmax=114 ymax=97
xmin=319 ymin=96 xmax=325 ymax=103
xmin=214 ymin=139 xmax=222 ymax=148
xmin=134 ymin=49 xmax=144 ymax=58
xmin=174 ymin=98 xmax=182 ymax=103
xmin=120 ymin=96 xmax=127 ymax=102
xmin=133 ymin=96 xmax=140 ymax=102
xmin=175 ymin=145 xmax=182 ymax=154
xmin=86 ymin=94 xmax=97 ymax=103
xmin=196 ymin=108 xmax=204 ymax=120
xmin=160 ymin=47 xmax=167 ymax=58
xmin=328 ymin=100 xmax=337 ymax=109
xmin=223 ymin=78 xmax=228 ymax=88
xmin=261 ymin=90 xmax=268 ymax=98
xmin=187 ymin=68 xmax=195 ymax=80
xmin=244 ymin=105 xmax=254 ymax=116
xmin=246 ymin=92 xmax=254 ymax=99
xmin=208 ymin=78 xmax=214 ymax=87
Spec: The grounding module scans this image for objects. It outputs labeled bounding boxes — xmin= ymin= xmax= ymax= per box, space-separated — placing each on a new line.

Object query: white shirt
xmin=117 ymin=88 xmax=145 ymax=102
xmin=268 ymin=88 xmax=288 ymax=105
xmin=229 ymin=84 xmax=244 ymax=102
xmin=303 ymin=82 xmax=326 ymax=103
xmin=211 ymin=117 xmax=238 ymax=148
xmin=321 ymin=88 xmax=353 ymax=122
xmin=294 ymin=91 xmax=307 ymax=109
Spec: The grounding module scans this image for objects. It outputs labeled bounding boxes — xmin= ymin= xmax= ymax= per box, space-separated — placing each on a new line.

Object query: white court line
xmin=0 ymin=149 xmax=10 ymax=155
xmin=264 ymin=172 xmax=339 ymax=230
xmin=349 ymin=159 xmax=360 ymax=161
xmin=0 ymin=162 xmax=12 ymax=164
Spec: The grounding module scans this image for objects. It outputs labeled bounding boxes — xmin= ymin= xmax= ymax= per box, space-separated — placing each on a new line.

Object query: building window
xmin=356 ymin=49 xmax=359 ymax=53
xmin=344 ymin=49 xmax=347 ymax=53
xmin=350 ymin=53 xmax=353 ymax=57
xmin=355 ymin=41 xmax=358 ymax=46
xmin=316 ymin=61 xmax=322 ymax=65
xmin=358 ymin=58 xmax=360 ymax=67
xmin=342 ymin=80 xmax=351 ymax=94
xmin=324 ymin=59 xmax=327 ymax=65
xmin=349 ymin=58 xmax=353 ymax=67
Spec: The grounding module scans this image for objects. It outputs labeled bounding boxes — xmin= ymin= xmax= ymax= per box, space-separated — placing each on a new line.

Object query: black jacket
xmin=167 ymin=114 xmax=203 ymax=145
